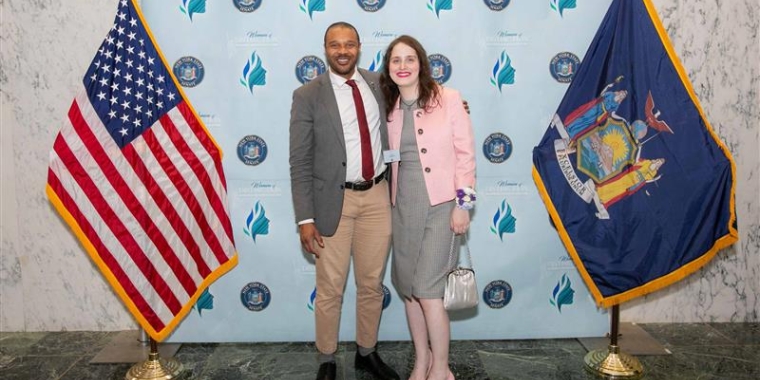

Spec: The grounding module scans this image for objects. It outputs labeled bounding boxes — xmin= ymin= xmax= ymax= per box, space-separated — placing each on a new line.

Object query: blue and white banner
xmin=138 ymin=0 xmax=614 ymax=342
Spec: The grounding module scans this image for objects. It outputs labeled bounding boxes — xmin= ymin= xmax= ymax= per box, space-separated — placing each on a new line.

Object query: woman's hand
xmin=450 ymin=207 xmax=470 ymax=235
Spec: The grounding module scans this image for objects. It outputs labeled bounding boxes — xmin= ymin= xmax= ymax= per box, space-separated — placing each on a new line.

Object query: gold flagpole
xmin=584 ymin=305 xmax=644 ymax=379
xmin=125 ymin=337 xmax=184 ymax=380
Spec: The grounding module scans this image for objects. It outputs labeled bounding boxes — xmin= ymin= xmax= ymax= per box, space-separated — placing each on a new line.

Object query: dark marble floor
xmin=1 ymin=323 xmax=757 ymax=380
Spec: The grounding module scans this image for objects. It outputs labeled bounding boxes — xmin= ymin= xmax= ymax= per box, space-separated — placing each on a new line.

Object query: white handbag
xmin=443 ymin=234 xmax=478 ymax=310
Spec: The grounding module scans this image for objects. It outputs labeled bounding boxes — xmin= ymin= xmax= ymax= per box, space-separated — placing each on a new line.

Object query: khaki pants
xmin=314 ymin=180 xmax=392 ymax=354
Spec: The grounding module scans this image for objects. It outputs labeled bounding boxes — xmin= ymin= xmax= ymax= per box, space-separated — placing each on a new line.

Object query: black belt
xmin=344 ymin=170 xmax=386 ymax=191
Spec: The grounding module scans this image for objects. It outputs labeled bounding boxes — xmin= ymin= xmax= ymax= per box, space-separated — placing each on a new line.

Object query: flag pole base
xmin=125 ymin=338 xmax=184 ymax=380
xmin=584 ymin=344 xmax=644 ymax=379
xmin=125 ymin=353 xmax=184 ymax=380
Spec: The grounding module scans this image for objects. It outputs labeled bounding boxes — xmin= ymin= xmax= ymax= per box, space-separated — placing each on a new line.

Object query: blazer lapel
xmin=359 ymin=69 xmax=390 ymax=150
xmin=317 ymin=74 xmax=346 ymax=151
xmin=360 ymin=70 xmax=382 ymax=106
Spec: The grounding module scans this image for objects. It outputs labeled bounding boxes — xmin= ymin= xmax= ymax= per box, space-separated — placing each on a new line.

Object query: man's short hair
xmin=323 ymin=22 xmax=361 ymax=46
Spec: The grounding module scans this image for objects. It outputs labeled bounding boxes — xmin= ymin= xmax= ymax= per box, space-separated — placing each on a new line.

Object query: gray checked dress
xmin=391 ymin=100 xmax=456 ymax=299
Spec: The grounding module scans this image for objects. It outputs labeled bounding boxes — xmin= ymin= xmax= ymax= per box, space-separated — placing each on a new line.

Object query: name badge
xmin=383 ymin=150 xmax=400 ymax=163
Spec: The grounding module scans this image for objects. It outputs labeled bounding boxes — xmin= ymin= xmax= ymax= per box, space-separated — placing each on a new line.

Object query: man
xmin=289 ymin=22 xmax=399 ymax=380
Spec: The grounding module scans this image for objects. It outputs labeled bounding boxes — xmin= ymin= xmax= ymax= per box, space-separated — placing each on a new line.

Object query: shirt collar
xmin=329 ymin=68 xmax=363 ymax=88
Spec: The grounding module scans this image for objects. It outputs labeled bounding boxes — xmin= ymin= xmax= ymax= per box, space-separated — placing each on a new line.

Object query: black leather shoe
xmin=354 ymin=351 xmax=400 ymax=380
xmin=316 ymin=362 xmax=336 ymax=380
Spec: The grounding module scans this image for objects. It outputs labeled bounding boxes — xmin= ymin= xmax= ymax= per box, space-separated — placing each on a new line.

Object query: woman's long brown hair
xmin=379 ymin=35 xmax=441 ymax=119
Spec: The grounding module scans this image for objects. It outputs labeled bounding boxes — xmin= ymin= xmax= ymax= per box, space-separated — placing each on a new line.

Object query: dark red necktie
xmin=345 ymin=79 xmax=374 ymax=181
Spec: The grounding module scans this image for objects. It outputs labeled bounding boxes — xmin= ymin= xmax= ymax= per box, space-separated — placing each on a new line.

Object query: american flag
xmin=46 ymin=0 xmax=237 ymax=341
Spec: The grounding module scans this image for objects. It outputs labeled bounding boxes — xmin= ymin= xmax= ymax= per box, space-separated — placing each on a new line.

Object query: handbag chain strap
xmin=445 ymin=233 xmax=473 ymax=274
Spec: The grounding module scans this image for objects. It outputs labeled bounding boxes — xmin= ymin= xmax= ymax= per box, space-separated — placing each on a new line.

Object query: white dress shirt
xmin=328 ymin=69 xmax=384 ymax=183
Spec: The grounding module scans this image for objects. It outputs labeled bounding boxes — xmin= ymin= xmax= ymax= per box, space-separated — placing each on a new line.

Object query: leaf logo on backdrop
xmin=491 ymin=51 xmax=515 ymax=92
xmin=491 ymin=199 xmax=516 ymax=241
xmin=549 ymin=274 xmax=575 ymax=312
xmin=307 ymin=287 xmax=317 ymax=311
xmin=551 ymin=77 xmax=674 ymax=219
xmin=550 ymin=0 xmax=577 ymax=17
xmin=300 ymin=0 xmax=325 ymax=20
xmin=179 ymin=0 xmax=206 ymax=21
xmin=368 ymin=51 xmax=384 ymax=72
xmin=427 ymin=0 xmax=452 ymax=18
xmin=193 ymin=288 xmax=214 ymax=316
xmin=240 ymin=51 xmax=267 ymax=94
xmin=244 ymin=201 xmax=270 ymax=242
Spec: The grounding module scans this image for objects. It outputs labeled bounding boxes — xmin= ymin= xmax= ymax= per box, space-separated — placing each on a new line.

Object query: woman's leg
xmin=405 ymin=297 xmax=432 ymax=380
xmin=419 ymin=298 xmax=454 ymax=380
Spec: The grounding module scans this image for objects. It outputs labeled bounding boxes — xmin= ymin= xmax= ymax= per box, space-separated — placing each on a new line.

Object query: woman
xmin=380 ymin=35 xmax=476 ymax=380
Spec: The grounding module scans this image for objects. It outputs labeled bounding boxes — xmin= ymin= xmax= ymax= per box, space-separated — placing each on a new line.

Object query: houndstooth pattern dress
xmin=391 ymin=101 xmax=456 ymax=299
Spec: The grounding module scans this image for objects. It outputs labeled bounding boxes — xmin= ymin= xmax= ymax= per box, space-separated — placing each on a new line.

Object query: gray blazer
xmin=289 ymin=69 xmax=389 ymax=236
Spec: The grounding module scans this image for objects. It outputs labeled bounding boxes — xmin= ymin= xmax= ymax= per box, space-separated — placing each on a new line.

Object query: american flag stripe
xmin=142 ymin=122 xmax=230 ymax=267
xmin=52 ymin=127 xmax=184 ymax=315
xmin=132 ymin=115 xmax=231 ymax=264
xmin=162 ymin=106 xmax=233 ymax=258
xmin=149 ymin=113 xmax=233 ymax=267
xmin=129 ymin=135 xmax=225 ymax=277
xmin=176 ymin=102 xmax=228 ymax=191
xmin=47 ymin=170 xmax=167 ymax=330
xmin=69 ymin=95 xmax=203 ymax=292
xmin=48 ymin=147 xmax=177 ymax=322
xmin=122 ymin=142 xmax=212 ymax=277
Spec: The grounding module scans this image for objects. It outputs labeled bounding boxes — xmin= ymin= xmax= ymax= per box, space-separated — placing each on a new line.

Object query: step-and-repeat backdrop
xmin=140 ymin=0 xmax=613 ymax=343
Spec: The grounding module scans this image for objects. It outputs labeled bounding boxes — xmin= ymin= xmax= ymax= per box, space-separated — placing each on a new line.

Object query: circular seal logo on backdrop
xmin=483 ymin=280 xmax=512 ymax=309
xmin=549 ymin=52 xmax=580 ymax=83
xmin=172 ymin=56 xmax=204 ymax=88
xmin=428 ymin=54 xmax=452 ymax=85
xmin=357 ymin=0 xmax=386 ymax=12
xmin=381 ymin=284 xmax=392 ymax=310
xmin=234 ymin=0 xmax=263 ymax=12
xmin=240 ymin=282 xmax=271 ymax=311
xmin=483 ymin=133 xmax=513 ymax=163
xmin=237 ymin=135 xmax=268 ymax=166
xmin=483 ymin=0 xmax=511 ymax=11
xmin=295 ymin=55 xmax=327 ymax=84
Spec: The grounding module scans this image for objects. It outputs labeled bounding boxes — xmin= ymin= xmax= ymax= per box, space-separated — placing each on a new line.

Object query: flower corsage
xmin=456 ymin=187 xmax=476 ymax=210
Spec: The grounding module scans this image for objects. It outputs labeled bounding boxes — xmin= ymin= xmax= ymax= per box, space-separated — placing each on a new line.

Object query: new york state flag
xmin=532 ymin=0 xmax=738 ymax=308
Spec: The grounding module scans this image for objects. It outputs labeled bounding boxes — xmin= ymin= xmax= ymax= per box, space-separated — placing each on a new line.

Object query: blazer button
xmin=424 ymin=167 xmax=431 ymax=173
xmin=342 ymin=162 xmax=346 ymax=167
xmin=420 ymin=148 xmax=427 ymax=154
xmin=417 ymin=129 xmax=423 ymax=135
xmin=340 ymin=184 xmax=345 ymax=189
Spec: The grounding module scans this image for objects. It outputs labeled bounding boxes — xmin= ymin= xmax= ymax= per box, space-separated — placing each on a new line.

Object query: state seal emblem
xmin=172 ymin=56 xmax=204 ymax=88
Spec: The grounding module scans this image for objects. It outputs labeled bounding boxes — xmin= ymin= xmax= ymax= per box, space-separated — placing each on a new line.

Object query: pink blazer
xmin=388 ymin=87 xmax=476 ymax=206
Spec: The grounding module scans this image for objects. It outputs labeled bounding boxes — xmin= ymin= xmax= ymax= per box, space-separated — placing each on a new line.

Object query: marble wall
xmin=1 ymin=0 xmax=757 ymax=333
